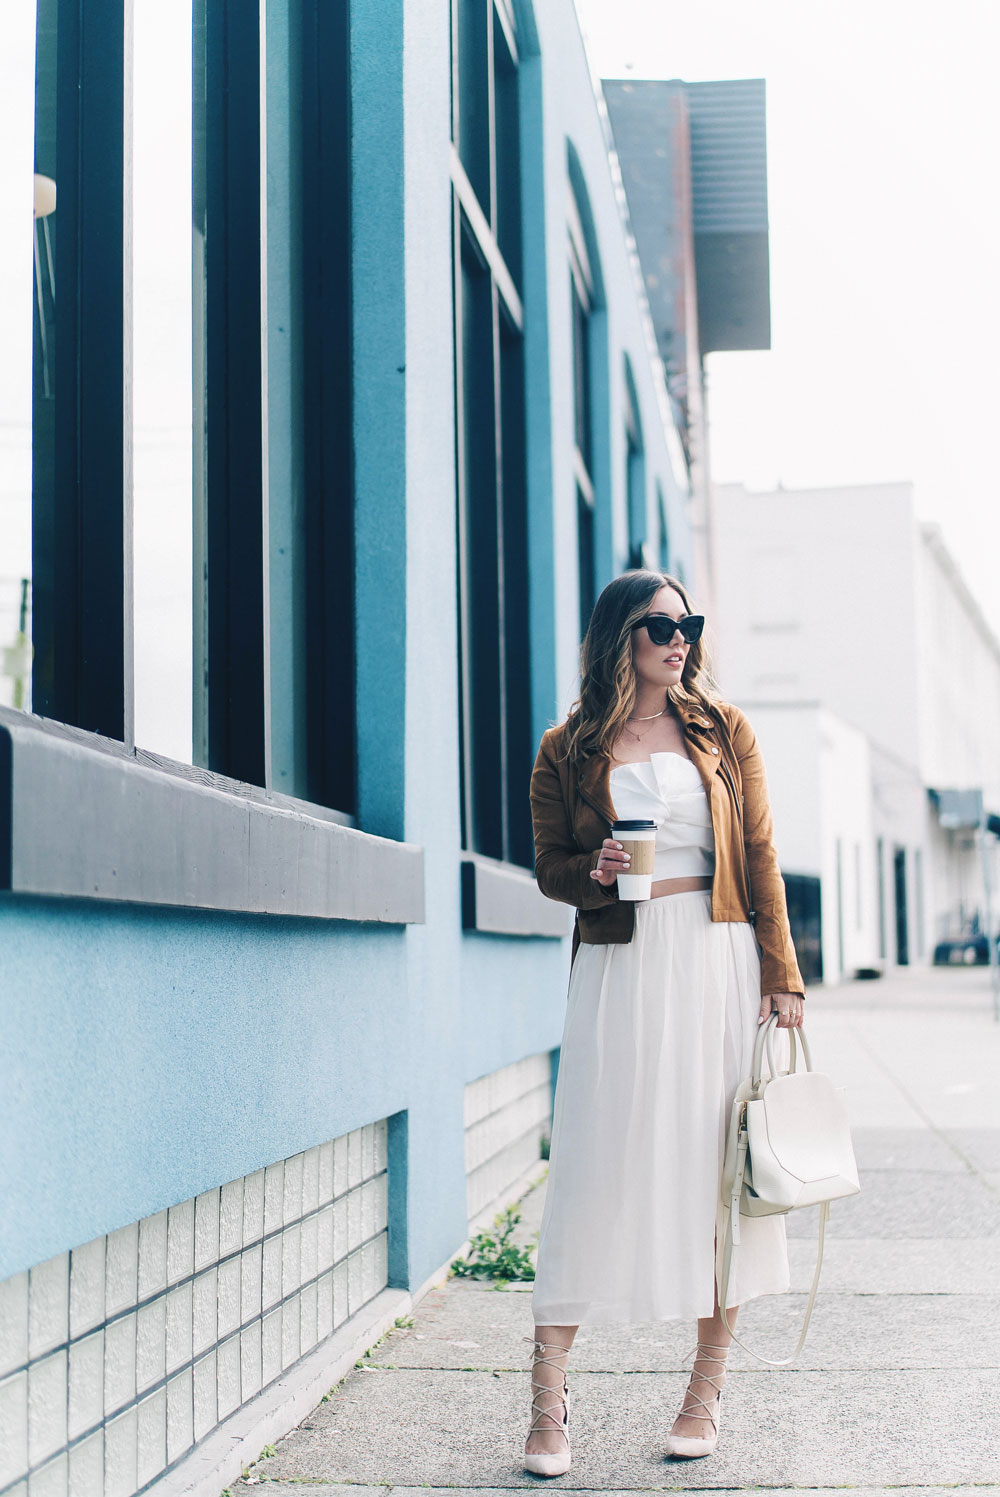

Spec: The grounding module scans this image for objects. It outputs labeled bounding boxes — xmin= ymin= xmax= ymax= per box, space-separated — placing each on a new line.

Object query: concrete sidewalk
xmin=229 ymin=967 xmax=1000 ymax=1495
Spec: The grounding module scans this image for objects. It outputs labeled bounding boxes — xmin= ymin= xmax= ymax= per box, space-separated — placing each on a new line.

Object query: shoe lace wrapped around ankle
xmin=677 ymin=1340 xmax=730 ymax=1430
xmin=522 ymin=1334 xmax=570 ymax=1443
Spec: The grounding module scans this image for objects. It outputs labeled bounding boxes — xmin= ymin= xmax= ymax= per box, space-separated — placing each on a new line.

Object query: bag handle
xmin=750 ymin=1011 xmax=811 ymax=1089
xmin=756 ymin=1011 xmax=812 ymax=1086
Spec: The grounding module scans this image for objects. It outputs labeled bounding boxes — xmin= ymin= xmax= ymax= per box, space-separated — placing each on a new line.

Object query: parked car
xmin=933 ymin=933 xmax=1000 ymax=965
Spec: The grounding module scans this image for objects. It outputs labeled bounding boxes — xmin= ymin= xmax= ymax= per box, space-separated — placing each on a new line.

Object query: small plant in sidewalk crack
xmin=449 ymin=1205 xmax=538 ymax=1282
xmin=238 ymin=1442 xmax=279 ymax=1484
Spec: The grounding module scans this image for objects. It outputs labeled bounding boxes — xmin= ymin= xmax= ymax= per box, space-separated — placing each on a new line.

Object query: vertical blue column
xmin=351 ymin=0 xmax=407 ymax=842
xmin=264 ymin=0 xmax=308 ymax=799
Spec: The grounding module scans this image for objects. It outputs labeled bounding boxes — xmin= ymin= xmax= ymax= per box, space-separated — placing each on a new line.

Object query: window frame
xmin=451 ymin=0 xmax=537 ymax=882
xmin=568 ymin=181 xmax=598 ymax=634
xmin=624 ymin=356 xmax=647 ymax=570
xmin=5 ymin=0 xmax=423 ymax=925
xmin=656 ymin=479 xmax=670 ymax=570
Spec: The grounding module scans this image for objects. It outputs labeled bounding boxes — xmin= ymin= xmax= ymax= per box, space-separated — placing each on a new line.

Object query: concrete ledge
xmin=0 ymin=708 xmax=425 ymax=922
xmin=461 ymin=854 xmax=570 ymax=938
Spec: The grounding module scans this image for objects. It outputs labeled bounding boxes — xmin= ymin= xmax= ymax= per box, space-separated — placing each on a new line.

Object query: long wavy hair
xmin=558 ymin=570 xmax=722 ymax=768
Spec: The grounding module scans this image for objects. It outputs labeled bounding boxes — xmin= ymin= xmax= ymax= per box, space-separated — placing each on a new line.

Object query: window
xmin=1 ymin=12 xmax=37 ymax=714
xmin=132 ymin=4 xmax=194 ymax=764
xmin=569 ymin=185 xmax=596 ymax=638
xmin=914 ymin=846 xmax=924 ymax=958
xmin=0 ymin=1 xmax=404 ymax=923
xmin=452 ymin=0 xmax=532 ymax=869
xmin=15 ymin=0 xmax=354 ymax=805
xmin=296 ymin=0 xmax=355 ymax=813
xmin=566 ymin=151 xmax=610 ymax=636
xmin=624 ymin=357 xmax=646 ymax=569
xmin=656 ymin=480 xmax=670 ymax=570
xmin=893 ymin=846 xmax=909 ymax=965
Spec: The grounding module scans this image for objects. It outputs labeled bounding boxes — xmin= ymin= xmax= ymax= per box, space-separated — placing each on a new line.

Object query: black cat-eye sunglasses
xmin=631 ymin=612 xmax=705 ymax=646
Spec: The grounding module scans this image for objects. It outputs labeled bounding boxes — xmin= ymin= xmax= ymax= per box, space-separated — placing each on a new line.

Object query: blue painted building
xmin=0 ymin=5 xmax=764 ymax=1495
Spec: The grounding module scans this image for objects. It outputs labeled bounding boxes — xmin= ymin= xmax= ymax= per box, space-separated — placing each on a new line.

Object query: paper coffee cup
xmin=611 ymin=819 xmax=657 ymax=900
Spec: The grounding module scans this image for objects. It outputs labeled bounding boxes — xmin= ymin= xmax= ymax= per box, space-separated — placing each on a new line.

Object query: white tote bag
xmin=718 ymin=1012 xmax=861 ymax=1365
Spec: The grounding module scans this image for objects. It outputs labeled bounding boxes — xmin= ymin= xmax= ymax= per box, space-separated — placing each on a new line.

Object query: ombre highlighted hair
xmin=558 ymin=569 xmax=721 ymax=768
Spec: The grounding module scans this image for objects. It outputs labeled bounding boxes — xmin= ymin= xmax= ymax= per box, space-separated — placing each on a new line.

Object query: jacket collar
xmin=573 ymin=705 xmax=721 ymax=825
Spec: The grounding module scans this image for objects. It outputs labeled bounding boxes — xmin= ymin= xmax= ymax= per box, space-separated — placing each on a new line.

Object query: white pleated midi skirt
xmin=530 ymin=888 xmax=791 ymax=1326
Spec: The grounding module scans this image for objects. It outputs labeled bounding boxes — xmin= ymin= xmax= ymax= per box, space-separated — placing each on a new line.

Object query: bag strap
xmin=717 ymin=1113 xmax=829 ymax=1366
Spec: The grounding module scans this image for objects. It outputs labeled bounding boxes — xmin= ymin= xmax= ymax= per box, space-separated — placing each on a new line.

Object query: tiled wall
xmin=0 ymin=1121 xmax=389 ymax=1497
xmin=464 ymin=1053 xmax=553 ymax=1227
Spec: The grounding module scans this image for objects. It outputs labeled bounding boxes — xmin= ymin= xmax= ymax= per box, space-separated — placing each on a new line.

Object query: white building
xmin=712 ymin=480 xmax=1000 ymax=982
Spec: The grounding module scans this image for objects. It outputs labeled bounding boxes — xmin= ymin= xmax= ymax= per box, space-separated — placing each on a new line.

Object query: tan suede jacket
xmin=529 ymin=699 xmax=806 ymax=999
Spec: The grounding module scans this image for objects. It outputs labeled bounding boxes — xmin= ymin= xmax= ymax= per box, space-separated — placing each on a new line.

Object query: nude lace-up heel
xmin=521 ymin=1334 xmax=571 ymax=1477
xmin=664 ymin=1341 xmax=730 ymax=1459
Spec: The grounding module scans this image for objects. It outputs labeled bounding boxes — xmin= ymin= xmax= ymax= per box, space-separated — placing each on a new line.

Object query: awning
xmin=928 ymin=787 xmax=1000 ymax=832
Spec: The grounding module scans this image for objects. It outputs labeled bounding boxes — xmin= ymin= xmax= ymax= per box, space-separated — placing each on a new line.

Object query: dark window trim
xmin=33 ymin=0 xmax=131 ymax=742
xmin=0 ymin=708 xmax=424 ymax=923
xmin=624 ymin=354 xmax=647 ymax=568
xmin=202 ymin=0 xmax=269 ymax=786
xmin=461 ymin=853 xmax=569 ymax=938
xmin=300 ymin=0 xmax=356 ymax=813
xmin=568 ymin=167 xmax=602 ymax=617
xmin=451 ymin=0 xmax=532 ymax=873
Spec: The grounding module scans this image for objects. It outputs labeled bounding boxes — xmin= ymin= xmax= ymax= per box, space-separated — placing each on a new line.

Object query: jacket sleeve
xmin=529 ymin=734 xmax=620 ymax=911
xmin=726 ymin=705 xmax=807 ymax=1000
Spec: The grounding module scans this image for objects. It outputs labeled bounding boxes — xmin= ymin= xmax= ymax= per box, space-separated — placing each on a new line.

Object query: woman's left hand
xmin=759 ymin=992 xmax=804 ymax=1028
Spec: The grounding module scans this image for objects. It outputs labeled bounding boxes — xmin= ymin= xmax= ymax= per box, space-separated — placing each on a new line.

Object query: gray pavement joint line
xmin=847 ymin=1018 xmax=1000 ymax=1202
xmin=349 ymin=1361 xmax=1000 ymax=1372
xmin=240 ymin=1484 xmax=1000 ymax=1493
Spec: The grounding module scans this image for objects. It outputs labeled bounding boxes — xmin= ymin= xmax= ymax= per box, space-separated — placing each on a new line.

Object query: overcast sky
xmin=575 ymin=0 xmax=1000 ymax=637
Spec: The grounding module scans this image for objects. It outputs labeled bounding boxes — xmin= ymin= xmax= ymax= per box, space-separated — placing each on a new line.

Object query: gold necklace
xmin=624 ymin=706 xmax=668 ymax=738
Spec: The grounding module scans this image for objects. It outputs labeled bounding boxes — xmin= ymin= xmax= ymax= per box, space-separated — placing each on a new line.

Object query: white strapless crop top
xmin=608 ymin=753 xmax=715 ymax=880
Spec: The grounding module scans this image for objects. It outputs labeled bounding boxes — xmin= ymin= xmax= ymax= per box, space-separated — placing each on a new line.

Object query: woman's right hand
xmin=589 ymin=837 xmax=631 ymax=886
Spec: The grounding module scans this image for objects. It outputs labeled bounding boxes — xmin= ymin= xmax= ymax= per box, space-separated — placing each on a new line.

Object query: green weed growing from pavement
xmin=449 ymin=1205 xmax=538 ymax=1282
xmin=239 ymin=1442 xmax=280 ymax=1481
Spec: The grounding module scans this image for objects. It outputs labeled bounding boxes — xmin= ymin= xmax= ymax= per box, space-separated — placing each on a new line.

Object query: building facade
xmin=0 ymin=4 xmax=746 ymax=1495
xmin=602 ymin=76 xmax=773 ymax=618
xmin=713 ymin=480 xmax=1000 ymax=981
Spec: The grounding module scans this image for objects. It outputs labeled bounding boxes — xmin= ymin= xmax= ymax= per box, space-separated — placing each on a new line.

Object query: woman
xmin=522 ymin=570 xmax=806 ymax=1475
